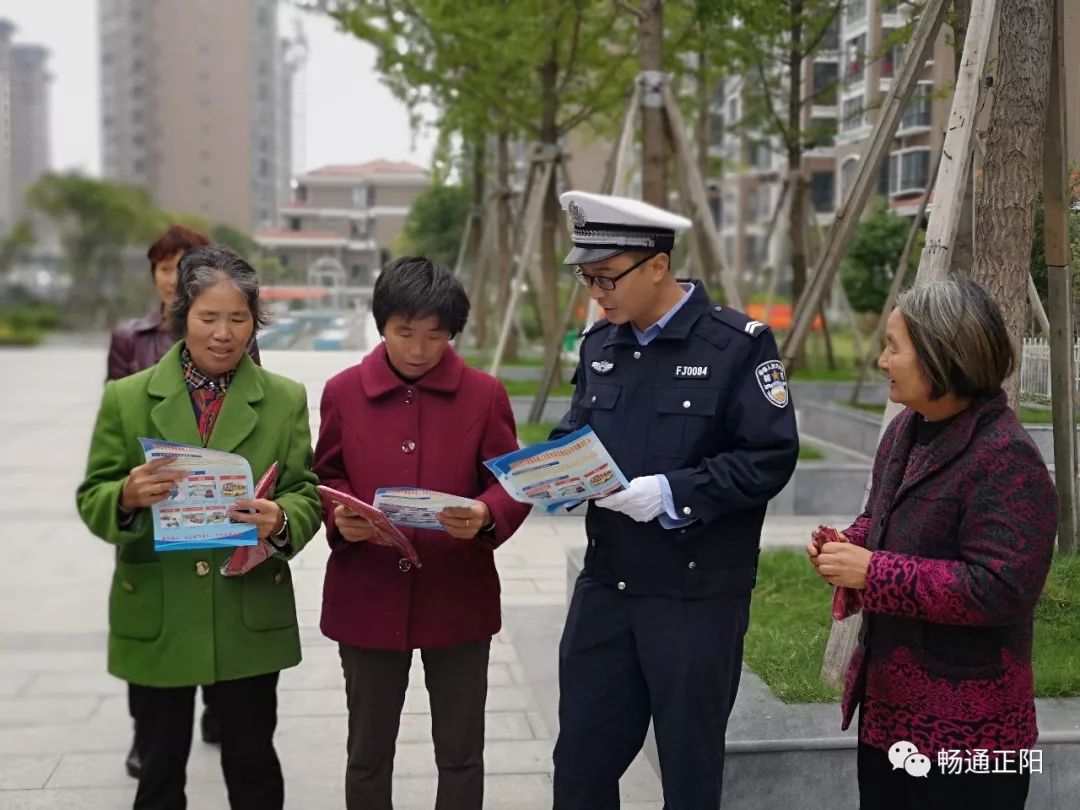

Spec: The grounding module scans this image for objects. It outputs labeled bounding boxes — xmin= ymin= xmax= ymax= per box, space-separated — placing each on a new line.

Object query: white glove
xmin=595 ymin=476 xmax=665 ymax=523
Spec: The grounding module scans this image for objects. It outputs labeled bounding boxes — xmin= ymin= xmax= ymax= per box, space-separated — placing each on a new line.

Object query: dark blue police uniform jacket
xmin=552 ymin=282 xmax=799 ymax=597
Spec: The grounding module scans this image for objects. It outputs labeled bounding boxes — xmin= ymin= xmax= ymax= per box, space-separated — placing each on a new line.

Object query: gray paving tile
xmin=0 ymin=755 xmax=60 ymax=790
xmin=0 ymin=697 xmax=102 ymax=728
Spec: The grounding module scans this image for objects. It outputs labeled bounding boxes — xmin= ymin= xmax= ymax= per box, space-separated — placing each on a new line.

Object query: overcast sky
xmin=0 ymin=0 xmax=435 ymax=176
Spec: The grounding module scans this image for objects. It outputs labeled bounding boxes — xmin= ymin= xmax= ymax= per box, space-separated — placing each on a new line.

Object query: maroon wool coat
xmin=840 ymin=391 xmax=1058 ymax=757
xmin=314 ymin=343 xmax=532 ymax=651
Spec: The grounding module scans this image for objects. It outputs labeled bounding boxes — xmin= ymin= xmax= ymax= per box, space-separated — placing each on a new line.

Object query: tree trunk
xmin=787 ymin=2 xmax=809 ymax=316
xmin=640 ymin=0 xmax=667 ymax=206
xmin=538 ymin=48 xmax=561 ymax=359
xmin=972 ymin=0 xmax=1054 ymax=406
xmin=490 ymin=131 xmax=515 ymax=353
xmin=949 ymin=0 xmax=976 ymax=276
xmin=465 ymin=138 xmax=489 ymax=346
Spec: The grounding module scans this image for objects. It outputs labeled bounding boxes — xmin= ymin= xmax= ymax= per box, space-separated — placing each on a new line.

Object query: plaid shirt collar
xmin=180 ymin=345 xmax=235 ymax=394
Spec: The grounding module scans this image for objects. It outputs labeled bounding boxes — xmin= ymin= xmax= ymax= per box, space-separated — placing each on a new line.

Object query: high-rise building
xmin=0 ymin=19 xmax=15 ymax=235
xmin=9 ymin=44 xmax=50 ymax=222
xmin=0 ymin=19 xmax=50 ymax=234
xmin=98 ymin=0 xmax=295 ymax=231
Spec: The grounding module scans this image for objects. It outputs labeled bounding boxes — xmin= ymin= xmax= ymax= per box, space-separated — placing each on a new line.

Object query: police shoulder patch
xmin=755 ymin=360 xmax=789 ymax=409
xmin=709 ymin=305 xmax=769 ymax=338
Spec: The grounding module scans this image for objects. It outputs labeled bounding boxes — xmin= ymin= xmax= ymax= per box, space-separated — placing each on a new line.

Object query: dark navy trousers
xmin=553 ymin=575 xmax=750 ymax=810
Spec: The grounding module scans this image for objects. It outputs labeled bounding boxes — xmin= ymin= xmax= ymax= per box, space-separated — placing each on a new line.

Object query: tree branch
xmin=613 ymin=0 xmax=647 ymax=22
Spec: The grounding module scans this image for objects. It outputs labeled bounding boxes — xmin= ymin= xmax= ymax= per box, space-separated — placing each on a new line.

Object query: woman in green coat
xmin=76 ymin=245 xmax=321 ymax=810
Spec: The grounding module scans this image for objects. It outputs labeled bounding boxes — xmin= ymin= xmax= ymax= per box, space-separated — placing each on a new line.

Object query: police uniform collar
xmin=360 ymin=342 xmax=465 ymax=398
xmin=602 ymin=280 xmax=710 ymax=347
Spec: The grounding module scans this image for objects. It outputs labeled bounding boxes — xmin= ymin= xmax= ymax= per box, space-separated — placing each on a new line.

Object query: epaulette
xmin=708 ymin=305 xmax=769 ymax=338
xmin=579 ymin=318 xmax=611 ymax=339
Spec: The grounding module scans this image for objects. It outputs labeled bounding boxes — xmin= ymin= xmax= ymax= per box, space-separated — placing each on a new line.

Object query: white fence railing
xmin=1020 ymin=337 xmax=1080 ymax=399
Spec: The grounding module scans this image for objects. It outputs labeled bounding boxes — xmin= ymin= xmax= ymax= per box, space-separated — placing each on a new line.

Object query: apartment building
xmin=0 ymin=19 xmax=51 ymax=234
xmin=254 ymin=159 xmax=430 ymax=284
xmin=99 ymin=0 xmax=297 ymax=231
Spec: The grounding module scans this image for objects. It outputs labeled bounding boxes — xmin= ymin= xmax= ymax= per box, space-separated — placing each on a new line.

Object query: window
xmin=745 ymin=234 xmax=768 ymax=268
xmin=889 ymin=148 xmax=931 ymax=195
xmin=844 ymin=0 xmax=866 ymax=25
xmin=809 ymin=116 xmax=837 ymax=148
xmin=367 ymin=186 xmax=377 ymax=207
xmin=881 ymin=0 xmax=899 ymax=12
xmin=841 ymin=96 xmax=865 ymax=132
xmin=748 ymin=141 xmax=771 ymax=171
xmin=878 ymin=161 xmax=891 ymax=197
xmin=295 ymin=184 xmax=308 ymax=203
xmin=900 ymin=82 xmax=933 ymax=131
xmin=747 ymin=186 xmax=771 ymax=222
xmin=813 ymin=62 xmax=839 ymax=106
xmin=350 ymin=220 xmax=369 ymax=240
xmin=845 ymin=34 xmax=866 ymax=86
xmin=822 ymin=16 xmax=841 ymax=51
xmin=709 ymin=112 xmax=725 ymax=147
xmin=810 ymin=172 xmax=835 ymax=212
xmin=288 ymin=216 xmax=302 ymax=231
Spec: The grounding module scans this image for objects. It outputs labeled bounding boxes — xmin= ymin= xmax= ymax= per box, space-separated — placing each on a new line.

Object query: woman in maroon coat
xmin=807 ymin=279 xmax=1058 ymax=810
xmin=313 ymin=256 xmax=532 ymax=810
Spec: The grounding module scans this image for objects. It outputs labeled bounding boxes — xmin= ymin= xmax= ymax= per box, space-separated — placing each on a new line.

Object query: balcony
xmin=889 ymin=148 xmax=931 ymax=196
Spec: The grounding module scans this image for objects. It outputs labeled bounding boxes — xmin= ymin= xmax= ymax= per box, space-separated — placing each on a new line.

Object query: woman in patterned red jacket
xmin=806 ymin=279 xmax=1058 ymax=810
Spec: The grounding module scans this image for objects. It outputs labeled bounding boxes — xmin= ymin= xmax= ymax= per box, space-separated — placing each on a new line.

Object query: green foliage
xmin=0 ymin=219 xmax=36 ymax=273
xmin=839 ymin=197 xmax=922 ymax=314
xmin=26 ymin=173 xmax=170 ymax=325
xmin=210 ymin=224 xmax=257 ymax=258
xmin=398 ymin=184 xmax=472 ymax=267
xmin=1028 ymin=193 xmax=1080 ymax=312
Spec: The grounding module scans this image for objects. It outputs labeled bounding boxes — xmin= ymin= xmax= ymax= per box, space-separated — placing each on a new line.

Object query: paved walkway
xmin=0 ymin=346 xmax=839 ymax=809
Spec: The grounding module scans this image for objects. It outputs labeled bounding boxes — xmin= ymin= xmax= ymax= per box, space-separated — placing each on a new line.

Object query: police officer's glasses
xmin=575 ymin=252 xmax=658 ymax=291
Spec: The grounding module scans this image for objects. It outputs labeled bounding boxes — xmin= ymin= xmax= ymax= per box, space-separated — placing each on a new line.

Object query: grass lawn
xmin=746 ymin=549 xmax=1080 ymax=704
xmin=501 ymin=379 xmax=576 ymax=398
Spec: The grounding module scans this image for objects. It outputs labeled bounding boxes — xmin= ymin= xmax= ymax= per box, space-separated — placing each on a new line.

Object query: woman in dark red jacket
xmin=313 ymin=256 xmax=531 ymax=810
xmin=807 ymin=279 xmax=1058 ymax=810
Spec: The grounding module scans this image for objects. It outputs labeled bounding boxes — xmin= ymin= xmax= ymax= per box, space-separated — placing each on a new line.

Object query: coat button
xmin=590 ymin=395 xmax=597 ymax=403
xmin=879 ymin=516 xmax=887 ymax=527
xmin=682 ymin=400 xmax=691 ymax=408
xmin=617 ymin=581 xmax=626 ymax=591
xmin=398 ymin=559 xmax=412 ymax=573
xmin=633 ymin=351 xmax=641 ymax=359
xmin=688 ymin=561 xmax=697 ymax=570
xmin=404 ymin=389 xmax=415 ymax=404
xmin=589 ymin=538 xmax=596 ymax=547
xmin=272 ymin=570 xmax=283 ymax=585
xmin=682 ymin=506 xmax=692 ymax=516
xmin=194 ymin=561 xmax=210 ymax=577
xmin=402 ymin=440 xmax=416 ymax=454
xmin=121 ymin=580 xmax=135 ymax=593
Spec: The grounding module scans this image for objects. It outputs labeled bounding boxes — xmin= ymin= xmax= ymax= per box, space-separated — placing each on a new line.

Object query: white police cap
xmin=559 ymin=190 xmax=693 ymax=264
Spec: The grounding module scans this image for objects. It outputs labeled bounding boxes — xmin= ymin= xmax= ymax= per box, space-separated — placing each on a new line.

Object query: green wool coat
xmin=76 ymin=343 xmax=321 ymax=687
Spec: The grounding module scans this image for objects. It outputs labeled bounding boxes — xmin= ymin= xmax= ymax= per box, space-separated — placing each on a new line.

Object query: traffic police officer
xmin=551 ymin=190 xmax=799 ymax=809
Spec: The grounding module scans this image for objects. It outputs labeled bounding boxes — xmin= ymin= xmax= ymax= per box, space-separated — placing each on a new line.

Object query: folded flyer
xmin=317 ymin=485 xmax=422 ymax=568
xmin=373 ymin=487 xmax=478 ymax=530
xmin=139 ymin=438 xmax=259 ymax=552
xmin=221 ymin=462 xmax=280 ymax=577
xmin=483 ymin=426 xmax=628 ymax=513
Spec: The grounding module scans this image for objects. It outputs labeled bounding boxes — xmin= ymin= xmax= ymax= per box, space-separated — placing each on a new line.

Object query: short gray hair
xmin=896 ymin=278 xmax=1014 ymax=400
xmin=170 ymin=245 xmax=268 ymax=339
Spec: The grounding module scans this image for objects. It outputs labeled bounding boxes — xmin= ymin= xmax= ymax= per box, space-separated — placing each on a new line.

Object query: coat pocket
xmin=647 ymin=388 xmax=720 ymax=460
xmin=241 ymin=559 xmax=298 ymax=632
xmin=110 ymin=561 xmax=164 ymax=641
xmin=921 ymin=623 xmax=1005 ymax=681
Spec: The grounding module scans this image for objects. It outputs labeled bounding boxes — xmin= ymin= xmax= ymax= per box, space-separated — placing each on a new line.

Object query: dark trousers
xmin=339 ymin=638 xmax=491 ymax=810
xmin=553 ymin=576 xmax=750 ymax=810
xmin=858 ymin=741 xmax=1030 ymax=810
xmin=128 ymin=672 xmax=283 ymax=810
xmin=129 ymin=684 xmax=212 ymax=756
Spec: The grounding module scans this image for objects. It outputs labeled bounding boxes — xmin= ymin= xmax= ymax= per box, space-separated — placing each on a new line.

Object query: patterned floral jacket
xmin=840 ymin=390 xmax=1058 ymax=757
